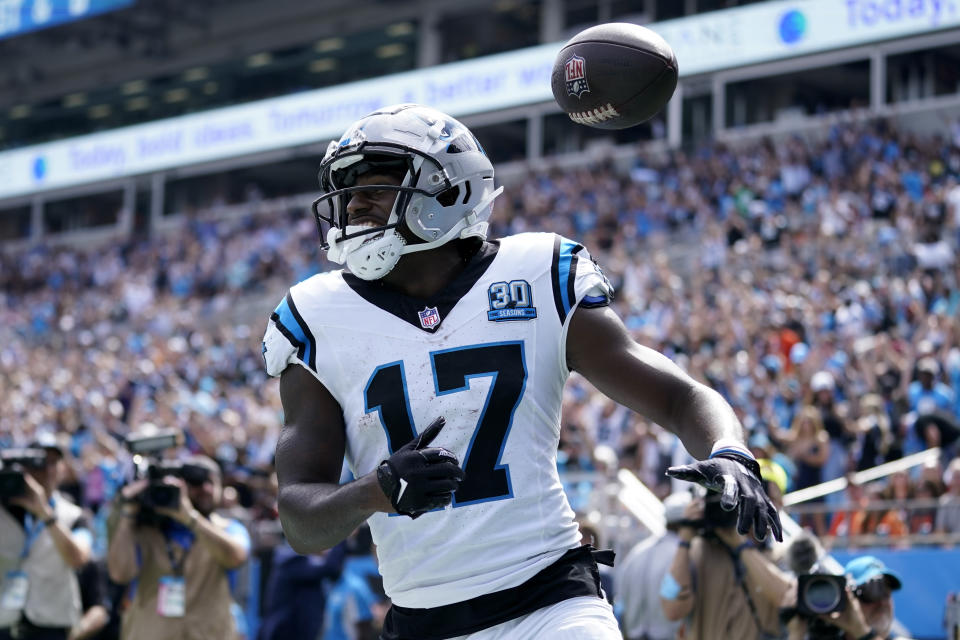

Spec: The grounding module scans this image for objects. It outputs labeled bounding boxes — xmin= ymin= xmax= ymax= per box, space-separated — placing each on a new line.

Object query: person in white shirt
xmin=0 ymin=436 xmax=92 ymax=640
xmin=616 ymin=492 xmax=691 ymax=640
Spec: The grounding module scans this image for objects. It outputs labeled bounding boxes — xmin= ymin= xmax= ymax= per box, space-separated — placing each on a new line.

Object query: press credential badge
xmin=157 ymin=575 xmax=186 ymax=617
xmin=0 ymin=570 xmax=29 ymax=611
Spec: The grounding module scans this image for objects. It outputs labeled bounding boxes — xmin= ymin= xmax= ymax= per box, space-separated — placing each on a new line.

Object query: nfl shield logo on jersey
xmin=418 ymin=306 xmax=441 ymax=329
xmin=564 ymin=54 xmax=589 ymax=98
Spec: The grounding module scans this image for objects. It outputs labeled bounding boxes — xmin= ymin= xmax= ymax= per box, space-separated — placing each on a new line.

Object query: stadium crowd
xmin=3 ymin=116 xmax=960 ymax=638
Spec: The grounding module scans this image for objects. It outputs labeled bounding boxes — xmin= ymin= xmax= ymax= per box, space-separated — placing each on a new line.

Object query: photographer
xmin=106 ymin=455 xmax=250 ymax=640
xmin=1 ymin=438 xmax=92 ymax=640
xmin=616 ymin=491 xmax=691 ymax=640
xmin=660 ymin=495 xmax=795 ymax=639
xmin=789 ymin=555 xmax=910 ymax=640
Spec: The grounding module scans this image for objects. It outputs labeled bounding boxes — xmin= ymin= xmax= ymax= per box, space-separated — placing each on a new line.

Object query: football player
xmin=262 ymin=104 xmax=781 ymax=639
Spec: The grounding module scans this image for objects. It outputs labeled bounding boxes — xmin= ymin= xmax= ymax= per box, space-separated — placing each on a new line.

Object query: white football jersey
xmin=262 ymin=232 xmax=613 ymax=608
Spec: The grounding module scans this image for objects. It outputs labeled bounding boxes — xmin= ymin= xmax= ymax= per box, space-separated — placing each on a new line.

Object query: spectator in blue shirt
xmin=907 ymin=357 xmax=954 ymax=415
xmin=257 ymin=540 xmax=345 ymax=640
xmin=322 ymin=526 xmax=386 ymax=640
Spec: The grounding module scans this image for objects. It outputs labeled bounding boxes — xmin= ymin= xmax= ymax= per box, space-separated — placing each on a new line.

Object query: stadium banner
xmin=0 ymin=0 xmax=136 ymax=41
xmin=2 ymin=0 xmax=959 ymax=200
xmin=0 ymin=43 xmax=561 ymax=200
xmin=656 ymin=0 xmax=960 ymax=76
xmin=832 ymin=547 xmax=960 ymax=638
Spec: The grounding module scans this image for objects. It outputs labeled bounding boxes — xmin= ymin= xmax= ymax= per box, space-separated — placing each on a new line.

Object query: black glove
xmin=376 ymin=417 xmax=464 ymax=519
xmin=666 ymin=451 xmax=783 ymax=542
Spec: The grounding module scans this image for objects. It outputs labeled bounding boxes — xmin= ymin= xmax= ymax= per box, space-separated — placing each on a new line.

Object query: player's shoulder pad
xmin=496 ymin=231 xmax=557 ymax=259
xmin=262 ymin=284 xmax=319 ymax=378
xmin=549 ymin=234 xmax=614 ymax=324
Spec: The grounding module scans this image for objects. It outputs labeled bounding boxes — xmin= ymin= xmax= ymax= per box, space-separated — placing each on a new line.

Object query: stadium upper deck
xmin=1 ymin=0 xmax=958 ymax=243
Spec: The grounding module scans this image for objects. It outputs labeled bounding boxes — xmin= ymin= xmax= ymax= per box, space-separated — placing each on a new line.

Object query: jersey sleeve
xmin=549 ymin=235 xmax=614 ymax=324
xmin=262 ymin=291 xmax=318 ymax=377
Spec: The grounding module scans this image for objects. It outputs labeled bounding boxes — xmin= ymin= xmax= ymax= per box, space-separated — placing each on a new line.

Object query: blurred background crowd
xmin=3 ymin=115 xmax=960 ymax=638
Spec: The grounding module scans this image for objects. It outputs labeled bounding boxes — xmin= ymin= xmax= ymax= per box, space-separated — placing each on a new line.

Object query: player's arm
xmin=277 ymin=365 xmax=463 ymax=552
xmin=276 ymin=365 xmax=392 ymax=555
xmin=567 ymin=305 xmax=741 ymax=458
xmin=567 ymin=305 xmax=782 ymax=541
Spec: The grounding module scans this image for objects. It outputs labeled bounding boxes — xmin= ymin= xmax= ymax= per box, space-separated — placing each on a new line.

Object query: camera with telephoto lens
xmin=702 ymin=491 xmax=740 ymax=530
xmin=677 ymin=491 xmax=741 ymax=532
xmin=124 ymin=429 xmax=209 ymax=525
xmin=798 ymin=572 xmax=848 ymax=617
xmin=783 ymin=534 xmax=846 ymax=640
xmin=141 ymin=460 xmax=185 ymax=511
xmin=0 ymin=449 xmax=47 ymax=501
xmin=790 ymin=569 xmax=848 ymax=640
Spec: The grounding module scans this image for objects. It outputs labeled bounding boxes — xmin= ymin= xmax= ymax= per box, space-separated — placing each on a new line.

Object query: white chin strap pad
xmin=328 ymin=225 xmax=407 ymax=280
xmin=325 ymin=226 xmax=349 ymax=264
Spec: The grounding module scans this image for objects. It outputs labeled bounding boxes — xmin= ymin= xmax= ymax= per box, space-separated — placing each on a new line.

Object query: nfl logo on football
xmin=418 ymin=306 xmax=441 ymax=329
xmin=564 ymin=54 xmax=589 ymax=98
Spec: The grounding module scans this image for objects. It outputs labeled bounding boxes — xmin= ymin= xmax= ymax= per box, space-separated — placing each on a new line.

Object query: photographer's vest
xmin=121 ymin=514 xmax=236 ymax=640
xmin=0 ymin=494 xmax=83 ymax=629
xmin=685 ymin=537 xmax=782 ymax=640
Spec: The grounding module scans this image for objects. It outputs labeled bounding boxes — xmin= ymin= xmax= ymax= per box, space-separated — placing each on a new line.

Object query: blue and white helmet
xmin=312 ymin=104 xmax=503 ymax=280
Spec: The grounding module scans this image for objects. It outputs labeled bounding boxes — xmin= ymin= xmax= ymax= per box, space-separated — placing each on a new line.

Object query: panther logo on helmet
xmin=336 ymin=127 xmax=367 ymax=151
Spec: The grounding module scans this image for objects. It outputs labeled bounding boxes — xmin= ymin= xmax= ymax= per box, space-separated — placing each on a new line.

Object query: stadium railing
xmin=783 ymin=448 xmax=942 ymax=506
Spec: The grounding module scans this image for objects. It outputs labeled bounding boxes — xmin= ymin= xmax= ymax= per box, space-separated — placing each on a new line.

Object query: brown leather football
xmin=551 ymin=23 xmax=678 ymax=130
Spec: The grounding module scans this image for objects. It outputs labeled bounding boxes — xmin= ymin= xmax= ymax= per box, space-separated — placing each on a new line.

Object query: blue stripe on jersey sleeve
xmin=557 ymin=238 xmax=580 ymax=318
xmin=557 ymin=241 xmax=572 ymax=316
xmin=271 ymin=293 xmax=317 ymax=371
xmin=551 ymin=236 xmax=586 ymax=324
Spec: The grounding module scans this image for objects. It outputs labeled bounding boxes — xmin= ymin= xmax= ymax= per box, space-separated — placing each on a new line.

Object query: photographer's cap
xmin=183 ymin=454 xmax=222 ymax=481
xmin=844 ymin=556 xmax=902 ymax=590
xmin=30 ymin=432 xmax=64 ymax=458
xmin=663 ymin=491 xmax=692 ymax=525
xmin=758 ymin=458 xmax=788 ymax=495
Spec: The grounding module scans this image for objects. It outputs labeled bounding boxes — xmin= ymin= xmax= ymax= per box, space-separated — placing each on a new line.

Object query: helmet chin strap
xmin=326 ymin=185 xmax=409 ymax=280
xmin=327 ymin=225 xmax=408 ymax=280
xmin=325 ymin=225 xmax=350 ymax=264
xmin=326 ymin=185 xmax=503 ymax=279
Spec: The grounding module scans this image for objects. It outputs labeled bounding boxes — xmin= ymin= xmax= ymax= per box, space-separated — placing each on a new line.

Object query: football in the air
xmin=551 ymin=22 xmax=678 ymax=130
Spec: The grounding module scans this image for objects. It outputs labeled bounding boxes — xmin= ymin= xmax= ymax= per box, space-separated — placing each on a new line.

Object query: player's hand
xmin=376 ymin=417 xmax=464 ymax=519
xmin=666 ymin=453 xmax=783 ymax=542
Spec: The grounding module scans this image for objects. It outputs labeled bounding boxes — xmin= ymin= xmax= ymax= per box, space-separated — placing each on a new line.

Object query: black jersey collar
xmin=342 ymin=241 xmax=500 ymax=333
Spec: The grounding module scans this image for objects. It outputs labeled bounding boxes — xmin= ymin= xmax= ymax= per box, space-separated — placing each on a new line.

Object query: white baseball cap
xmin=663 ymin=492 xmax=693 ymax=525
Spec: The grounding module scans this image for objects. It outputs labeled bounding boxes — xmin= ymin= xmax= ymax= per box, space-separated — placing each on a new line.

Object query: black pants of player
xmin=381 ymin=545 xmax=615 ymax=640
